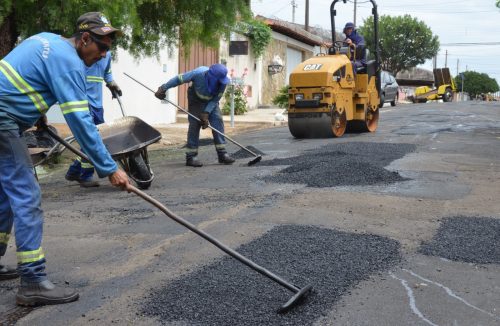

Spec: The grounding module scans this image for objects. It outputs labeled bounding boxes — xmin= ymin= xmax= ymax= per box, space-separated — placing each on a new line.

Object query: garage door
xmin=286 ymin=47 xmax=303 ymax=84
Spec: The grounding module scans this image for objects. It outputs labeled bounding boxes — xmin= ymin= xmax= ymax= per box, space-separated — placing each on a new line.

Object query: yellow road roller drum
xmin=288 ymin=0 xmax=382 ymax=138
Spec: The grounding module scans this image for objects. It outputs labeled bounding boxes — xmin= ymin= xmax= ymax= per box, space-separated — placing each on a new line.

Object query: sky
xmin=250 ymin=0 xmax=500 ymax=83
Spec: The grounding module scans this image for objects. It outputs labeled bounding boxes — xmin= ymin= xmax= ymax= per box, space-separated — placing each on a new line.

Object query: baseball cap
xmin=76 ymin=12 xmax=122 ymax=36
xmin=208 ymin=64 xmax=230 ymax=85
xmin=344 ymin=22 xmax=355 ymax=32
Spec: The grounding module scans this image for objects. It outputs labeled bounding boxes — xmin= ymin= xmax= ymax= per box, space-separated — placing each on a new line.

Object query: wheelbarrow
xmin=98 ymin=116 xmax=161 ymax=189
xmin=28 ymin=116 xmax=161 ymax=190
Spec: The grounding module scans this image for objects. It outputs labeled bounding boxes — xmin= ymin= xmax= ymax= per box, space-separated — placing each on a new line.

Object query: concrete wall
xmin=47 ymin=46 xmax=178 ymax=127
xmin=219 ymin=34 xmax=262 ymax=110
xmin=259 ymin=31 xmax=317 ymax=106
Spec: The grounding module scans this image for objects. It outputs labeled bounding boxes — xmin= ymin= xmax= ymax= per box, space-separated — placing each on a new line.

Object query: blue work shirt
xmin=345 ymin=30 xmax=366 ymax=65
xmin=162 ymin=66 xmax=226 ymax=113
xmin=86 ymin=52 xmax=113 ymax=109
xmin=0 ymin=32 xmax=117 ymax=177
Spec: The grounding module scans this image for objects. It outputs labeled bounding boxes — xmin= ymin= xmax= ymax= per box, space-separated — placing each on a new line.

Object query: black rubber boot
xmin=0 ymin=264 xmax=19 ymax=281
xmin=218 ymin=153 xmax=235 ymax=165
xmin=79 ymin=179 xmax=100 ymax=188
xmin=16 ymin=279 xmax=79 ymax=306
xmin=186 ymin=156 xmax=203 ymax=167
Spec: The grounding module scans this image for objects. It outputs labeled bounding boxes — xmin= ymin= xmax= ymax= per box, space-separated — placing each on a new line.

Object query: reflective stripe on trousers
xmin=186 ymin=89 xmax=226 ymax=158
xmin=0 ymin=129 xmax=47 ymax=282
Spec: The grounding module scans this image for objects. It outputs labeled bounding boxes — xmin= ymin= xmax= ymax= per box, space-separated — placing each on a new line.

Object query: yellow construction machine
xmin=411 ymin=68 xmax=456 ymax=103
xmin=288 ymin=0 xmax=381 ymax=138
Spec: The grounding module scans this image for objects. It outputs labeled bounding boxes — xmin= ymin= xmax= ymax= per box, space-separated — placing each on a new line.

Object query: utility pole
xmin=291 ymin=0 xmax=298 ymax=23
xmin=433 ymin=55 xmax=437 ymax=70
xmin=354 ymin=0 xmax=357 ymax=26
xmin=305 ymin=0 xmax=310 ymax=31
xmin=444 ymin=50 xmax=448 ymax=68
xmin=456 ymin=58 xmax=459 ymax=77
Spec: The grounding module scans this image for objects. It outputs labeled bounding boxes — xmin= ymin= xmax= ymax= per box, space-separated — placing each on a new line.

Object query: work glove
xmin=34 ymin=114 xmax=48 ymax=130
xmin=199 ymin=112 xmax=209 ymax=129
xmin=106 ymin=81 xmax=122 ymax=98
xmin=155 ymin=86 xmax=167 ymax=100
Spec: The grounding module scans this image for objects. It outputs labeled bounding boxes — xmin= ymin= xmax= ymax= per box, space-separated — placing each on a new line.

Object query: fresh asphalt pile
xmin=141 ymin=225 xmax=401 ymax=325
xmin=258 ymin=142 xmax=415 ymax=187
xmin=419 ymin=216 xmax=500 ymax=264
xmin=231 ymin=145 xmax=266 ymax=159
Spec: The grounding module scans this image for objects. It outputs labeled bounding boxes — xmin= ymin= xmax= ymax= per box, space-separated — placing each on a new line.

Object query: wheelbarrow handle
xmin=112 ymin=90 xmax=127 ymax=117
xmin=41 ymin=123 xmax=90 ymax=161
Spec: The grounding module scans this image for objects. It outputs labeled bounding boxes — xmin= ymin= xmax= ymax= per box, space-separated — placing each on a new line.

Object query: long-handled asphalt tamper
xmin=42 ymin=125 xmax=312 ymax=313
xmin=123 ymin=72 xmax=263 ymax=166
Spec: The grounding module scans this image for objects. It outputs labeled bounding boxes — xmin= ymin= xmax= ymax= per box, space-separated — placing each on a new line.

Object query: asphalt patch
xmin=231 ymin=145 xmax=266 ymax=159
xmin=419 ymin=216 xmax=500 ymax=264
xmin=259 ymin=142 xmax=415 ymax=187
xmin=142 ymin=225 xmax=401 ymax=325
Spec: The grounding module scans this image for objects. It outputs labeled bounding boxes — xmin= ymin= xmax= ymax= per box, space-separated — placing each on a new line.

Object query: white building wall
xmin=103 ymin=47 xmax=178 ymax=125
xmin=46 ymin=47 xmax=179 ymax=126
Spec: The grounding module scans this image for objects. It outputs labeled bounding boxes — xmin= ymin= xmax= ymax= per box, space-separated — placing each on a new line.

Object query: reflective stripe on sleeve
xmin=86 ymin=76 xmax=104 ymax=83
xmin=0 ymin=60 xmax=49 ymax=113
xmin=178 ymin=74 xmax=184 ymax=83
xmin=17 ymin=247 xmax=45 ymax=264
xmin=0 ymin=232 xmax=10 ymax=245
xmin=60 ymin=100 xmax=89 ymax=115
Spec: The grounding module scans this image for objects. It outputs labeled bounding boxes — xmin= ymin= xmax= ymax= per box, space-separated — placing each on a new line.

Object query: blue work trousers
xmin=66 ymin=105 xmax=104 ymax=180
xmin=0 ymin=129 xmax=46 ymax=282
xmin=186 ymin=88 xmax=227 ymax=159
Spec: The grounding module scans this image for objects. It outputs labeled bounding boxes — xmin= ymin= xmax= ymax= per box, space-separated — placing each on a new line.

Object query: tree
xmin=454 ymin=71 xmax=499 ymax=98
xmin=359 ymin=15 xmax=439 ymax=76
xmin=0 ymin=1 xmax=252 ymax=59
xmin=497 ymin=0 xmax=500 ymax=8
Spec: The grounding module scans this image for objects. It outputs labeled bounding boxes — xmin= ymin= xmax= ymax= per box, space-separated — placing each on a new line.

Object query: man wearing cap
xmin=343 ymin=22 xmax=366 ymax=71
xmin=155 ymin=64 xmax=235 ymax=167
xmin=65 ymin=16 xmax=122 ymax=187
xmin=0 ymin=12 xmax=129 ymax=306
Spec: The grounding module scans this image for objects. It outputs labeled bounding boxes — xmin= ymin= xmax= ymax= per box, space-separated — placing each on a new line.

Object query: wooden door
xmin=178 ymin=42 xmax=219 ymax=109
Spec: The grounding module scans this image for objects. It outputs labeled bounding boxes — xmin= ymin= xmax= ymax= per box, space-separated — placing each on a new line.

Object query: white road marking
xmin=389 ymin=271 xmax=439 ymax=326
xmin=403 ymin=269 xmax=500 ymax=320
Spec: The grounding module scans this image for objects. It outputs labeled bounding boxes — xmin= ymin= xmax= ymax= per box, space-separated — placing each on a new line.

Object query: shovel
xmin=123 ymin=72 xmax=263 ymax=166
xmin=42 ymin=124 xmax=312 ymax=313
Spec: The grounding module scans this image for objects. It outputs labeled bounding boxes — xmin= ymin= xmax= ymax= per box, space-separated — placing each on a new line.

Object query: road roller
xmin=288 ymin=0 xmax=381 ymax=138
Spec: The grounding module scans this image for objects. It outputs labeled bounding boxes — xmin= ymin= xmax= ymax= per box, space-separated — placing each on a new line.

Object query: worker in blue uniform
xmin=343 ymin=22 xmax=366 ymax=71
xmin=0 ymin=12 xmax=130 ymax=306
xmin=154 ymin=64 xmax=235 ymax=167
xmin=65 ymin=51 xmax=122 ymax=187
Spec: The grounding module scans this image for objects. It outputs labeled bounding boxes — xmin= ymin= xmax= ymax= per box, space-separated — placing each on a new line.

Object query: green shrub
xmin=222 ymin=85 xmax=248 ymax=115
xmin=272 ymin=85 xmax=290 ymax=109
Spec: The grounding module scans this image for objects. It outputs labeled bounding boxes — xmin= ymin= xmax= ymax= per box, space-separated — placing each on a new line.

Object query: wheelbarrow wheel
xmin=128 ymin=153 xmax=152 ymax=190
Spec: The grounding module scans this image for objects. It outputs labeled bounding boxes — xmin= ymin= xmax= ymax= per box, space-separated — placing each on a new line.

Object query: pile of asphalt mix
xmin=141 ymin=225 xmax=401 ymax=325
xmin=258 ymin=142 xmax=415 ymax=188
xmin=231 ymin=145 xmax=266 ymax=159
xmin=419 ymin=216 xmax=500 ymax=264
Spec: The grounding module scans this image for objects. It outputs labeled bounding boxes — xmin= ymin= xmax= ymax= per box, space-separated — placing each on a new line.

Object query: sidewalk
xmin=51 ymin=107 xmax=288 ymax=149
xmin=151 ymin=106 xmax=288 ymax=148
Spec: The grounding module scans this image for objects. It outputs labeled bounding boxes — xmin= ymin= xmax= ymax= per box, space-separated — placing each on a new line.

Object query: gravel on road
xmin=419 ymin=216 xmax=500 ymax=264
xmin=142 ymin=224 xmax=401 ymax=326
xmin=258 ymin=142 xmax=416 ymax=187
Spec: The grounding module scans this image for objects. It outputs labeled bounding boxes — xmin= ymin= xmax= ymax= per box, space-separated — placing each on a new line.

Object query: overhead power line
xmin=441 ymin=42 xmax=500 ymax=46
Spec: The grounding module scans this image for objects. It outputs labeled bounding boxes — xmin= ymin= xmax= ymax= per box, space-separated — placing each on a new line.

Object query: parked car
xmin=380 ymin=71 xmax=399 ymax=107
